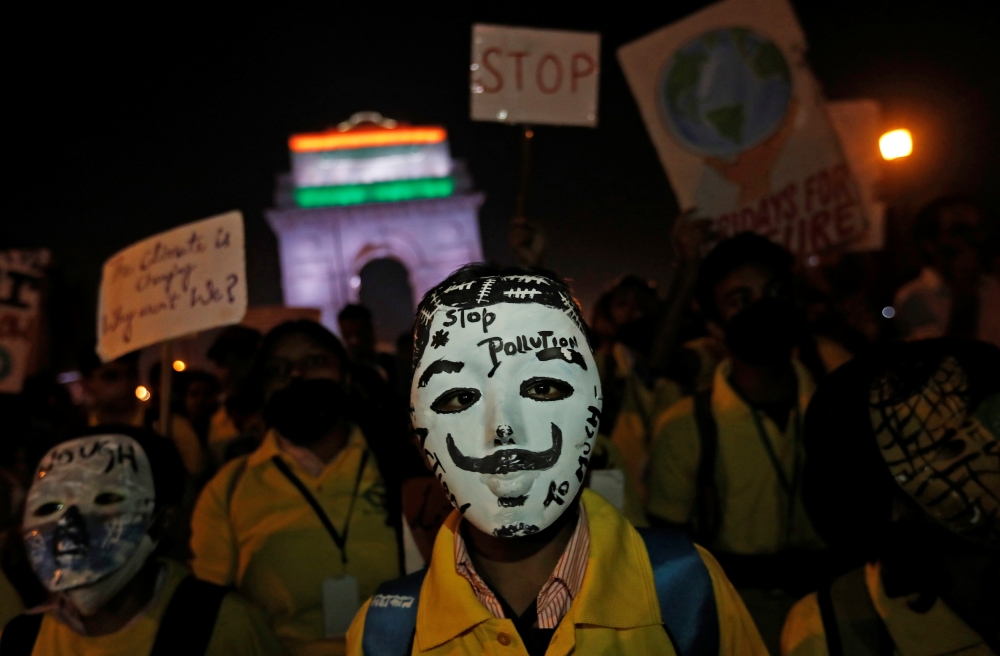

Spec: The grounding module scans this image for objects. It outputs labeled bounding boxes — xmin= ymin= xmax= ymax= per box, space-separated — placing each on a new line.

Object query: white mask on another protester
xmin=22 ymin=435 xmax=157 ymax=610
xmin=411 ymin=275 xmax=602 ymax=537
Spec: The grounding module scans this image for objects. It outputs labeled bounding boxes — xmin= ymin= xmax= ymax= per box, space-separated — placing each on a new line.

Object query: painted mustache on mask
xmin=446 ymin=423 xmax=562 ymax=475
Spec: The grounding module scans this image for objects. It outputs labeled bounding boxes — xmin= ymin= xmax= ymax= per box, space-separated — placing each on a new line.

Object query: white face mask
xmin=411 ymin=276 xmax=602 ymax=537
xmin=22 ymin=435 xmax=157 ymax=597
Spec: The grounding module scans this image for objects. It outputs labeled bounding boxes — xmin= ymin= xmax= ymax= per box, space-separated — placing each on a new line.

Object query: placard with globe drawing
xmin=619 ymin=0 xmax=868 ymax=256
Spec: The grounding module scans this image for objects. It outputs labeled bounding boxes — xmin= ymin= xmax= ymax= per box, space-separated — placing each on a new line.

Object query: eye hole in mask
xmin=432 ymin=388 xmax=482 ymax=414
xmin=520 ymin=377 xmax=574 ymax=402
xmin=95 ymin=492 xmax=126 ymax=505
xmin=34 ymin=502 xmax=64 ymax=517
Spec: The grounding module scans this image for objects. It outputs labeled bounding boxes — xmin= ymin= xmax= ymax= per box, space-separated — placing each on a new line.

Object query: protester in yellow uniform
xmin=647 ymin=234 xmax=829 ymax=653
xmin=782 ymin=339 xmax=1000 ymax=656
xmin=347 ymin=264 xmax=766 ymax=656
xmin=191 ymin=320 xmax=421 ymax=656
xmin=80 ymin=349 xmax=208 ymax=480
xmin=0 ymin=428 xmax=281 ymax=655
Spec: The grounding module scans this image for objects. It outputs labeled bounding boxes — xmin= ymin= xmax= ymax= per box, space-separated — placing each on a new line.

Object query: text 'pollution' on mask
xmin=410 ymin=275 xmax=602 ymax=538
xmin=22 ymin=435 xmax=156 ymax=595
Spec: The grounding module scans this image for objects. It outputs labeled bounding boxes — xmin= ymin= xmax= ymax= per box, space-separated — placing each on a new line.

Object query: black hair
xmin=694 ymin=232 xmax=794 ymax=322
xmin=78 ymin=348 xmax=140 ymax=378
xmin=181 ymin=370 xmax=221 ymax=390
xmin=912 ymin=195 xmax=984 ymax=243
xmin=802 ymin=338 xmax=1000 ymax=564
xmin=256 ymin=320 xmax=350 ymax=375
xmin=207 ymin=325 xmax=262 ymax=366
xmin=412 ymin=263 xmax=588 ymax=370
xmin=63 ymin=425 xmax=186 ymax=510
xmin=338 ymin=303 xmax=374 ymax=325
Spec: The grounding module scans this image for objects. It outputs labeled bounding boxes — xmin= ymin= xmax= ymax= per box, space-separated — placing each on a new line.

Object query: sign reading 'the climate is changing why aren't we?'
xmin=98 ymin=211 xmax=247 ymax=362
xmin=471 ymin=24 xmax=600 ymax=127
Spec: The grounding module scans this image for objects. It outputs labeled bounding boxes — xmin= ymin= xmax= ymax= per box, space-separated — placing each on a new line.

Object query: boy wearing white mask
xmin=0 ymin=428 xmax=282 ymax=655
xmin=346 ymin=265 xmax=765 ymax=656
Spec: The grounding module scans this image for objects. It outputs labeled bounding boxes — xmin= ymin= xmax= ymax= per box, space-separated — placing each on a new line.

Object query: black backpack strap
xmin=149 ymin=576 xmax=229 ymax=656
xmin=816 ymin=583 xmax=843 ymax=656
xmin=817 ymin=568 xmax=894 ymax=656
xmin=692 ymin=389 xmax=720 ymax=545
xmin=0 ymin=613 xmax=43 ymax=656
xmin=361 ymin=568 xmax=427 ymax=656
xmin=637 ymin=527 xmax=719 ymax=656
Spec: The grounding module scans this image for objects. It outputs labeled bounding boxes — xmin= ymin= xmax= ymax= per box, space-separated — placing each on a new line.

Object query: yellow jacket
xmin=9 ymin=559 xmax=282 ymax=656
xmin=346 ymin=489 xmax=766 ymax=655
xmin=191 ymin=427 xmax=400 ymax=656
xmin=648 ymin=359 xmax=824 ymax=554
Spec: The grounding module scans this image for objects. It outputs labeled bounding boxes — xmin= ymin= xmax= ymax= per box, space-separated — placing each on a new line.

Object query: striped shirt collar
xmin=453 ymin=503 xmax=590 ymax=630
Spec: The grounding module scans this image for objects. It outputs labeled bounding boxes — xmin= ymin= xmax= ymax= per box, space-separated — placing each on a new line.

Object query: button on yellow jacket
xmin=346 ymin=489 xmax=766 ymax=656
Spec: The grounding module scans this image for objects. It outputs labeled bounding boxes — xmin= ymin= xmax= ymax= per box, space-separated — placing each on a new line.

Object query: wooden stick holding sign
xmin=97 ymin=211 xmax=248 ymax=439
xmin=470 ymin=24 xmax=600 ymax=267
xmin=159 ymin=340 xmax=173 ymax=439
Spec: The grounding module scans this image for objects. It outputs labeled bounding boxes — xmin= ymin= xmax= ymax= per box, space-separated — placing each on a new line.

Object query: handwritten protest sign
xmin=618 ymin=0 xmax=868 ymax=256
xmin=98 ymin=211 xmax=247 ymax=362
xmin=0 ymin=249 xmax=49 ymax=394
xmin=471 ymin=24 xmax=600 ymax=127
xmin=827 ymin=99 xmax=886 ymax=252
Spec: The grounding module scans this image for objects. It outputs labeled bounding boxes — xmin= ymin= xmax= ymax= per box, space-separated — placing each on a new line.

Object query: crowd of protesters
xmin=0 ymin=194 xmax=996 ymax=655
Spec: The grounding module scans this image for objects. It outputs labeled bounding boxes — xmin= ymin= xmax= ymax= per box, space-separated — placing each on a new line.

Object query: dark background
xmin=4 ymin=2 xmax=996 ymax=369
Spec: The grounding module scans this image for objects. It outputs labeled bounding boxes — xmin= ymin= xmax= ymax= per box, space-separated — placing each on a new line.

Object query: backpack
xmin=0 ymin=576 xmax=229 ymax=656
xmin=360 ymin=526 xmax=719 ymax=656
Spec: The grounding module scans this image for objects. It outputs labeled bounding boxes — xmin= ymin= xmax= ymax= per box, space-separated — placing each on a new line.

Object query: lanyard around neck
xmin=271 ymin=450 xmax=370 ymax=564
xmin=747 ymin=404 xmax=803 ymax=544
xmin=747 ymin=405 xmax=801 ymax=498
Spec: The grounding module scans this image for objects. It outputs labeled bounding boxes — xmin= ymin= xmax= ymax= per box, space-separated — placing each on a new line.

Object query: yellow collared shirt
xmin=346 ymin=489 xmax=767 ymax=656
xmin=781 ymin=562 xmax=995 ymax=656
xmin=191 ymin=427 xmax=400 ymax=656
xmin=16 ymin=559 xmax=282 ymax=656
xmin=647 ymin=359 xmax=824 ymax=554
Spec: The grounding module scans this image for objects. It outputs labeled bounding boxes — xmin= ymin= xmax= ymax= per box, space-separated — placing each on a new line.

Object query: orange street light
xmin=136 ymin=385 xmax=152 ymax=402
xmin=173 ymin=360 xmax=187 ymax=372
xmin=880 ymin=129 xmax=913 ymax=161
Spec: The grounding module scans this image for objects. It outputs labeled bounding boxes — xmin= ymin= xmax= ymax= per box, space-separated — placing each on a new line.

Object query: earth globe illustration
xmin=658 ymin=28 xmax=792 ymax=158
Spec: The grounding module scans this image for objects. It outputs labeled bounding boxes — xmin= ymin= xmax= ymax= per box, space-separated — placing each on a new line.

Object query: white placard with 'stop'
xmin=470 ymin=24 xmax=600 ymax=128
xmin=97 ymin=211 xmax=248 ymax=362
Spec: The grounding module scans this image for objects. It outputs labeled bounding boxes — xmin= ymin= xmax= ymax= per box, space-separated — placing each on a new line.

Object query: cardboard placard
xmin=826 ymin=99 xmax=887 ymax=252
xmin=471 ymin=24 xmax=601 ymax=127
xmin=98 ymin=211 xmax=247 ymax=362
xmin=0 ymin=249 xmax=49 ymax=394
xmin=618 ymin=0 xmax=868 ymax=255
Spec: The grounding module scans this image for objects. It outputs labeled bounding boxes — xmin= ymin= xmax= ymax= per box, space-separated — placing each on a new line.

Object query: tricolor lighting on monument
xmin=267 ymin=112 xmax=485 ymax=331
xmin=288 ymin=116 xmax=457 ymax=207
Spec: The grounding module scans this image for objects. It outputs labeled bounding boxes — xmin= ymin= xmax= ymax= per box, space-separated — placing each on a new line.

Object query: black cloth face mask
xmin=724 ymin=296 xmax=802 ymax=366
xmin=263 ymin=378 xmax=346 ymax=446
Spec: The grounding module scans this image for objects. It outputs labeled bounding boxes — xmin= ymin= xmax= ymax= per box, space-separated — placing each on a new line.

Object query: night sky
xmin=4 ymin=2 xmax=997 ymax=368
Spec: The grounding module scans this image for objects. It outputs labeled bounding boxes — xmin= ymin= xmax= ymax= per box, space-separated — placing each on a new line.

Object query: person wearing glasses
xmin=190 ymin=320 xmax=423 ymax=656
